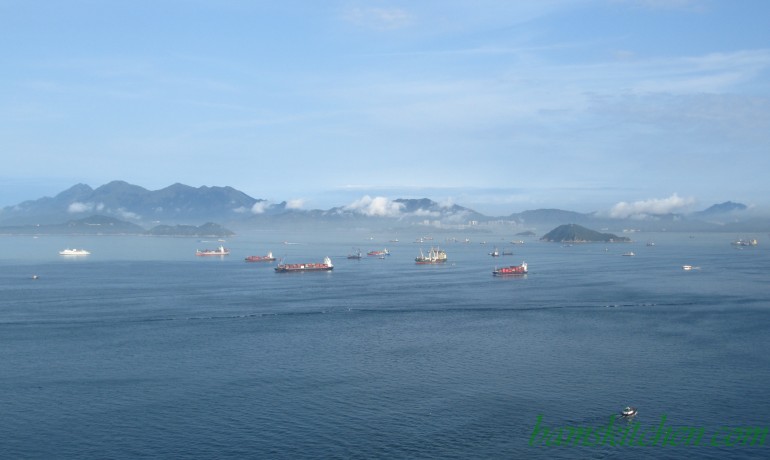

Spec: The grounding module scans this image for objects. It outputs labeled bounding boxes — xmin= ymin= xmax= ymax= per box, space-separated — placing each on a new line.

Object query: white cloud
xmin=609 ymin=194 xmax=696 ymax=219
xmin=68 ymin=202 xmax=93 ymax=213
xmin=251 ymin=201 xmax=268 ymax=214
xmin=345 ymin=195 xmax=404 ymax=217
xmin=286 ymin=199 xmax=305 ymax=210
xmin=409 ymin=208 xmax=440 ymax=217
xmin=116 ymin=208 xmax=140 ymax=220
xmin=344 ymin=7 xmax=413 ymax=30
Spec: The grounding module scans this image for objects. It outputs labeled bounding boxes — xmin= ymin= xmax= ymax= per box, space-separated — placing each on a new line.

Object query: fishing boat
xmin=493 ymin=262 xmax=528 ymax=276
xmin=196 ymin=245 xmax=229 ymax=256
xmin=274 ymin=256 xmax=333 ymax=272
xmin=367 ymin=248 xmax=389 ymax=257
xmin=59 ymin=248 xmax=90 ymax=256
xmin=245 ymin=252 xmax=275 ymax=262
xmin=415 ymin=247 xmax=447 ymax=264
xmin=489 ymin=247 xmax=500 ymax=257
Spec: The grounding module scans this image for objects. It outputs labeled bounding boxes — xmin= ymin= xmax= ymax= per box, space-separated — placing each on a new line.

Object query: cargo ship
xmin=274 ymin=256 xmax=333 ymax=272
xmin=245 ymin=252 xmax=276 ymax=262
xmin=196 ymin=245 xmax=230 ymax=256
xmin=367 ymin=249 xmax=389 ymax=257
xmin=493 ymin=262 xmax=527 ymax=276
xmin=415 ymin=247 xmax=447 ymax=264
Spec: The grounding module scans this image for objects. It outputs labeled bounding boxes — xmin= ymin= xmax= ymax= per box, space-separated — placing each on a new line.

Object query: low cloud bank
xmin=68 ymin=201 xmax=105 ymax=213
xmin=251 ymin=202 xmax=268 ymax=214
xmin=609 ymin=194 xmax=695 ymax=219
xmin=286 ymin=199 xmax=305 ymax=210
xmin=345 ymin=196 xmax=404 ymax=217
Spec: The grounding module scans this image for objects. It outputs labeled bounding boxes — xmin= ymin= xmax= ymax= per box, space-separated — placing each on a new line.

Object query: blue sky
xmin=2 ymin=0 xmax=769 ymax=216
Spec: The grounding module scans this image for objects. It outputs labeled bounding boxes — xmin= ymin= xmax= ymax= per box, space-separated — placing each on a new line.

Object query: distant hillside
xmin=540 ymin=224 xmax=630 ymax=243
xmin=146 ymin=222 xmax=234 ymax=237
xmin=0 ymin=215 xmax=146 ymax=235
xmin=0 ymin=215 xmax=234 ymax=237
xmin=509 ymin=209 xmax=592 ymax=224
xmin=0 ymin=180 xmax=262 ymax=225
xmin=694 ymin=201 xmax=747 ymax=216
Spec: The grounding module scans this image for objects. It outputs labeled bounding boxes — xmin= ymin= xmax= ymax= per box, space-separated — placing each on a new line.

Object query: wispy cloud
xmin=612 ymin=0 xmax=707 ymax=12
xmin=68 ymin=201 xmax=105 ymax=213
xmin=608 ymin=194 xmax=696 ymax=219
xmin=343 ymin=7 xmax=413 ymax=30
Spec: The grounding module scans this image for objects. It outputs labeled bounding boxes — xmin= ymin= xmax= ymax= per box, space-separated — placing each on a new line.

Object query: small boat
xmin=367 ymin=248 xmax=389 ymax=257
xmin=347 ymin=249 xmax=363 ymax=260
xmin=245 ymin=252 xmax=276 ymax=262
xmin=59 ymin=248 xmax=90 ymax=256
xmin=731 ymin=238 xmax=758 ymax=247
xmin=415 ymin=247 xmax=447 ymax=264
xmin=274 ymin=256 xmax=333 ymax=272
xmin=493 ymin=262 xmax=528 ymax=276
xmin=31 ymin=275 xmax=39 ymax=280
xmin=622 ymin=252 xmax=635 ymax=257
xmin=682 ymin=265 xmax=693 ymax=271
xmin=621 ymin=406 xmax=637 ymax=417
xmin=196 ymin=245 xmax=230 ymax=256
xmin=489 ymin=247 xmax=500 ymax=257
xmin=502 ymin=251 xmax=514 ymax=256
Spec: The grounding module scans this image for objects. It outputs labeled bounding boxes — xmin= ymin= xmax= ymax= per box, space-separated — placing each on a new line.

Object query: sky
xmin=2 ymin=0 xmax=769 ymax=216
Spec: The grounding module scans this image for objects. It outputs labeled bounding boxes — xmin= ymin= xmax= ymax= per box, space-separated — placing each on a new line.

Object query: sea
xmin=1 ymin=229 xmax=769 ymax=459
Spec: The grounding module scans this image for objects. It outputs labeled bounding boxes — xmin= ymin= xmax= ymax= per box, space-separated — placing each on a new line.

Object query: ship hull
xmin=274 ymin=266 xmax=333 ymax=272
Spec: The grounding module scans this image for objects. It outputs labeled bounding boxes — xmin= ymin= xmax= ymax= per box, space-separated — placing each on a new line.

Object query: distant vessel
xmin=245 ymin=252 xmax=275 ymax=262
xmin=274 ymin=256 xmax=333 ymax=272
xmin=196 ymin=245 xmax=229 ymax=256
xmin=502 ymin=250 xmax=514 ymax=256
xmin=347 ymin=249 xmax=363 ymax=260
xmin=622 ymin=252 xmax=635 ymax=257
xmin=621 ymin=406 xmax=637 ymax=417
xmin=59 ymin=248 xmax=90 ymax=256
xmin=682 ymin=265 xmax=693 ymax=271
xmin=367 ymin=249 xmax=389 ymax=257
xmin=489 ymin=247 xmax=500 ymax=257
xmin=415 ymin=247 xmax=447 ymax=264
xmin=731 ymin=238 xmax=758 ymax=247
xmin=493 ymin=262 xmax=528 ymax=276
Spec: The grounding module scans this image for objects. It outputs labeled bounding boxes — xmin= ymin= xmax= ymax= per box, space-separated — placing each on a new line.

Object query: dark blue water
xmin=1 ymin=232 xmax=769 ymax=458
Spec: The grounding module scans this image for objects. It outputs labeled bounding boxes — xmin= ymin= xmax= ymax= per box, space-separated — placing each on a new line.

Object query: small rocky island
xmin=540 ymin=224 xmax=630 ymax=243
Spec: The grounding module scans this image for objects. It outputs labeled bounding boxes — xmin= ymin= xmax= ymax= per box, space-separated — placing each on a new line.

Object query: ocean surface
xmin=1 ymin=230 xmax=769 ymax=459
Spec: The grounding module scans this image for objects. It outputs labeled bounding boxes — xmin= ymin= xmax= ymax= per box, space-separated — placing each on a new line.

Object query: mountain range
xmin=0 ymin=181 xmax=766 ymax=233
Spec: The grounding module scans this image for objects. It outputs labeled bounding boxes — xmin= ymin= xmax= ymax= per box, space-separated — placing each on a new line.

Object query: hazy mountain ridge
xmin=0 ymin=181 xmax=766 ymax=232
xmin=0 ymin=215 xmax=233 ymax=237
xmin=1 ymin=181 xmax=262 ymax=226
